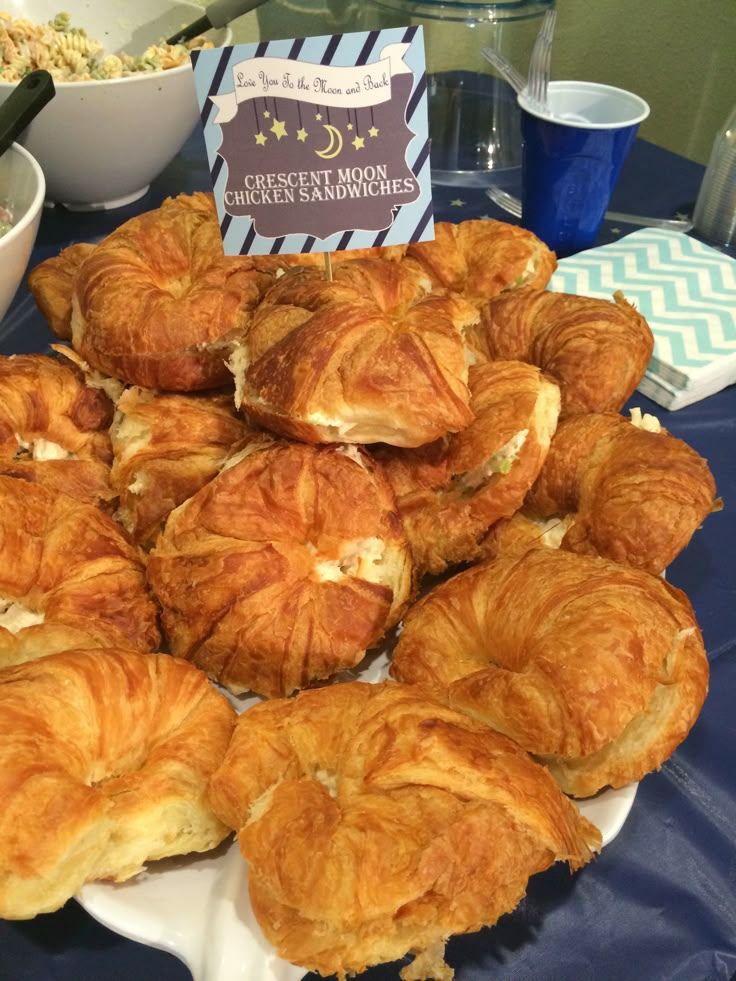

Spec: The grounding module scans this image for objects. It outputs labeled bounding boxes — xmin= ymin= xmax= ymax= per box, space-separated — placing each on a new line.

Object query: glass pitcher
xmin=358 ymin=0 xmax=554 ymax=188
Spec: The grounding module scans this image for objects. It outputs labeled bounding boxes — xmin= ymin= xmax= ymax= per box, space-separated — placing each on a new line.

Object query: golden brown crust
xmin=110 ymin=387 xmax=257 ymax=548
xmin=527 ymin=412 xmax=719 ymax=573
xmin=373 ymin=360 xmax=561 ymax=576
xmin=405 ymin=220 xmax=557 ymax=301
xmin=0 ymin=476 xmax=160 ymax=667
xmin=0 ymin=648 xmax=236 ymax=919
xmin=146 ymin=441 xmax=414 ymax=697
xmin=391 ymin=548 xmax=709 ymax=797
xmin=27 ymin=242 xmax=97 ymax=340
xmin=70 ymin=196 xmax=277 ymax=391
xmin=469 ymin=288 xmax=654 ymax=415
xmin=230 ymin=259 xmax=477 ymax=447
xmin=0 ymin=353 xmax=114 ymax=507
xmin=208 ymin=680 xmax=599 ymax=978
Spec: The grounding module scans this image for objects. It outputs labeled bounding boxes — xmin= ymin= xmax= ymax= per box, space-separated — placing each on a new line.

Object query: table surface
xmin=1 ymin=132 xmax=735 ymax=981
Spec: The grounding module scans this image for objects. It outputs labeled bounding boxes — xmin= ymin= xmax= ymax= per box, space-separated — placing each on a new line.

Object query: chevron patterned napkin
xmin=549 ymin=229 xmax=736 ymax=410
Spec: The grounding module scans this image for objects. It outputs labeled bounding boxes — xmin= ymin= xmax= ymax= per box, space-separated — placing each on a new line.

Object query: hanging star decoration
xmin=270 ymin=118 xmax=288 ymax=140
xmin=296 ymin=128 xmax=308 ymax=142
xmin=368 ymin=125 xmax=379 ymax=138
xmin=352 ymin=135 xmax=365 ymax=150
xmin=315 ymin=112 xmax=322 ymax=120
xmin=347 ymin=122 xmax=354 ymax=131
xmin=255 ymin=132 xmax=267 ymax=146
xmin=263 ymin=109 xmax=271 ymax=118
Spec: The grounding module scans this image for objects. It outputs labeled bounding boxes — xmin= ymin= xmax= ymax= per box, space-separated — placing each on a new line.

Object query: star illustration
xmin=368 ymin=125 xmax=379 ymax=138
xmin=352 ymin=135 xmax=365 ymax=150
xmin=347 ymin=122 xmax=354 ymax=131
xmin=296 ymin=127 xmax=308 ymax=142
xmin=255 ymin=131 xmax=267 ymax=146
xmin=270 ymin=118 xmax=288 ymax=140
xmin=263 ymin=109 xmax=271 ymax=118
xmin=450 ymin=198 xmax=465 ymax=207
xmin=315 ymin=112 xmax=322 ymax=120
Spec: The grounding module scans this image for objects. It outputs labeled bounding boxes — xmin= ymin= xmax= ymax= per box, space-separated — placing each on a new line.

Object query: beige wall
xmin=216 ymin=0 xmax=736 ymax=164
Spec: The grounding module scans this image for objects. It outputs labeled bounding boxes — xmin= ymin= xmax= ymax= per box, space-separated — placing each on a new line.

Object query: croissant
xmin=208 ymin=680 xmax=600 ymax=980
xmin=229 ymin=258 xmax=477 ymax=447
xmin=524 ymin=409 xmax=720 ymax=574
xmin=0 ymin=353 xmax=114 ymax=507
xmin=146 ymin=440 xmax=414 ymax=697
xmin=0 ymin=475 xmax=160 ymax=668
xmin=373 ymin=360 xmax=560 ymax=576
xmin=110 ymin=386 xmax=259 ymax=548
xmin=0 ymin=647 xmax=236 ymax=919
xmin=405 ymin=219 xmax=557 ymax=302
xmin=391 ymin=548 xmax=709 ymax=798
xmin=467 ymin=287 xmax=654 ymax=415
xmin=27 ymin=242 xmax=97 ymax=340
xmin=70 ymin=194 xmax=278 ymax=391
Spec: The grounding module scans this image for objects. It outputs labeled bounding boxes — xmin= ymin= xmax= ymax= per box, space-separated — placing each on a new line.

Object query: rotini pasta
xmin=0 ymin=11 xmax=214 ymax=82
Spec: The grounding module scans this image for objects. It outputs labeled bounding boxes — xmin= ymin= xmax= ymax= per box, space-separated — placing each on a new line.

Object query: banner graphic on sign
xmin=192 ymin=28 xmax=433 ymax=256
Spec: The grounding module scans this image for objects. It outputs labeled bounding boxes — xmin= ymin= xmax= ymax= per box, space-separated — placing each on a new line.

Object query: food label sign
xmin=191 ymin=28 xmax=433 ymax=256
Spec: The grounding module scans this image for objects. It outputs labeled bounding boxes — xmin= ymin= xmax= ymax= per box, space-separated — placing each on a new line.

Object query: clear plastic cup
xmin=692 ymin=105 xmax=736 ymax=248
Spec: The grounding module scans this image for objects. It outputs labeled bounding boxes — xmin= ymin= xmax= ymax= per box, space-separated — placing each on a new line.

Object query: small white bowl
xmin=0 ymin=0 xmax=231 ymax=210
xmin=0 ymin=141 xmax=45 ymax=323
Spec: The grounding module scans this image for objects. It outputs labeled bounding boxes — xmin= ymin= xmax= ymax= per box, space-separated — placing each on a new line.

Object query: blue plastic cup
xmin=518 ymin=80 xmax=650 ymax=257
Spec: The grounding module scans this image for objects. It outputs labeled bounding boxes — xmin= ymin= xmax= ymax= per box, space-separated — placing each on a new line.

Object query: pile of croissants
xmin=0 ymin=191 xmax=720 ymax=981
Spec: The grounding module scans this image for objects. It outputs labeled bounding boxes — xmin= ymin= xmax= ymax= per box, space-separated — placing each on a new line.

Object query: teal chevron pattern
xmin=550 ymin=230 xmax=736 ymax=394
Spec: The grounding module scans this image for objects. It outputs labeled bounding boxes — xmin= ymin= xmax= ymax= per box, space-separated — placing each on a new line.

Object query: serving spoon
xmin=0 ymin=69 xmax=56 ymax=161
xmin=166 ymin=0 xmax=271 ymax=45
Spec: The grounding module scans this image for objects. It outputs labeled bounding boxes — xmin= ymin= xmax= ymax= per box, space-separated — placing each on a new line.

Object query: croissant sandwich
xmin=405 ymin=219 xmax=557 ymax=302
xmin=208 ymin=680 xmax=600 ymax=980
xmin=146 ymin=440 xmax=414 ymax=697
xmin=110 ymin=387 xmax=259 ymax=548
xmin=523 ymin=408 xmax=720 ymax=573
xmin=467 ymin=287 xmax=654 ymax=416
xmin=228 ymin=258 xmax=477 ymax=447
xmin=0 ymin=475 xmax=160 ymax=668
xmin=68 ymin=193 xmax=278 ymax=391
xmin=392 ymin=548 xmax=709 ymax=798
xmin=374 ymin=360 xmax=560 ymax=576
xmin=0 ymin=353 xmax=115 ymax=507
xmin=0 ymin=648 xmax=236 ymax=919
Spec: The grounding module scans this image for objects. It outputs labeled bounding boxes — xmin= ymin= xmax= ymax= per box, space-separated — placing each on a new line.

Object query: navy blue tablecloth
xmin=0 ymin=132 xmax=734 ymax=981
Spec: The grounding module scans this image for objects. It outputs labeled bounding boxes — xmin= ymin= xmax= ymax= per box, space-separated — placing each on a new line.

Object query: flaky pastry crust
xmin=70 ymin=195 xmax=277 ymax=391
xmin=229 ymin=258 xmax=477 ymax=447
xmin=0 ymin=648 xmax=236 ymax=919
xmin=373 ymin=360 xmax=560 ymax=576
xmin=208 ymin=680 xmax=600 ymax=980
xmin=468 ymin=287 xmax=654 ymax=415
xmin=27 ymin=242 xmax=97 ymax=340
xmin=146 ymin=441 xmax=414 ymax=697
xmin=391 ymin=548 xmax=709 ymax=798
xmin=110 ymin=387 xmax=258 ymax=548
xmin=0 ymin=353 xmax=114 ymax=507
xmin=0 ymin=475 xmax=160 ymax=667
xmin=405 ymin=219 xmax=557 ymax=302
xmin=526 ymin=411 xmax=720 ymax=574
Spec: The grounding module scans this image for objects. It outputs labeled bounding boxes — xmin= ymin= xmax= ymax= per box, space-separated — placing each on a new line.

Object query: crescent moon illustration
xmin=315 ymin=124 xmax=343 ymax=160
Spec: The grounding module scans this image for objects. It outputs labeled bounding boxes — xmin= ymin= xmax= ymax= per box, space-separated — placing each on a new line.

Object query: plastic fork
xmin=480 ymin=47 xmax=526 ymax=95
xmin=526 ymin=8 xmax=557 ymax=110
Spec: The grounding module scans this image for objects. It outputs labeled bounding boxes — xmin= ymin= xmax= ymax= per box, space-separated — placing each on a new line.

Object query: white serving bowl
xmin=0 ymin=141 xmax=45 ymax=322
xmin=0 ymin=0 xmax=231 ymax=210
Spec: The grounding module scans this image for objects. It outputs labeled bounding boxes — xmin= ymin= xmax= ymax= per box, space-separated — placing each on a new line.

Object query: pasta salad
xmin=0 ymin=11 xmax=214 ymax=82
